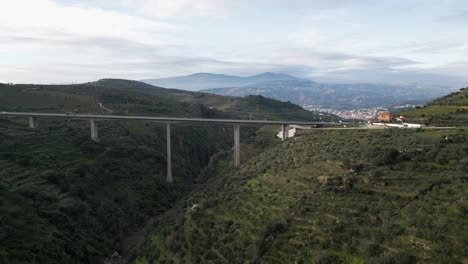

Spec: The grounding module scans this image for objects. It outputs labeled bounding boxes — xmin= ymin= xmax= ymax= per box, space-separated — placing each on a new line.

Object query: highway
xmin=0 ymin=111 xmax=347 ymax=126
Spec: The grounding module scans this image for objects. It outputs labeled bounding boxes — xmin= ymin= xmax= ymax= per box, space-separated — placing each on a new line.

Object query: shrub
xmin=313 ymin=253 xmax=343 ymax=264
xmin=371 ymin=148 xmax=399 ymax=166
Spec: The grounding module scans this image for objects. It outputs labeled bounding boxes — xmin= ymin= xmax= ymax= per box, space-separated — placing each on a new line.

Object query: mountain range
xmin=202 ymin=80 xmax=456 ymax=110
xmin=141 ymin=73 xmax=456 ymax=110
xmin=141 ymin=72 xmax=306 ymax=91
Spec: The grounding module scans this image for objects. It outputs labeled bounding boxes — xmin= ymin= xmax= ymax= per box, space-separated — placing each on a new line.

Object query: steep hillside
xmin=0 ymin=79 xmax=331 ymax=263
xmin=141 ymin=73 xmax=306 ymax=91
xmin=0 ymin=111 xmax=234 ymax=264
xmin=0 ymin=79 xmax=334 ymax=122
xmin=202 ymin=80 xmax=454 ymax=110
xmin=135 ymin=127 xmax=468 ymax=264
xmin=0 ymin=118 xmax=184 ymax=263
xmin=398 ymin=87 xmax=468 ymax=126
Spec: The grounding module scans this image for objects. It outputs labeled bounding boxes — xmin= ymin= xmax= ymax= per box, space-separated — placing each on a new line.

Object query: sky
xmin=0 ymin=0 xmax=467 ymax=85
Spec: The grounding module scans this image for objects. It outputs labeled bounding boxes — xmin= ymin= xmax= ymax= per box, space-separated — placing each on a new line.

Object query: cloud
xmin=258 ymin=29 xmax=420 ymax=76
xmin=0 ymin=0 xmax=177 ymax=36
xmin=1 ymin=0 xmax=467 ymax=86
xmin=0 ymin=57 xmax=285 ymax=84
xmin=392 ymin=40 xmax=468 ymax=54
xmin=437 ymin=9 xmax=468 ymax=24
xmin=119 ymin=0 xmax=232 ymax=18
xmin=0 ymin=0 xmax=181 ymax=56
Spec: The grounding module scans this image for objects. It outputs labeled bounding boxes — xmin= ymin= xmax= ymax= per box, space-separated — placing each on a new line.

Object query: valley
xmin=0 ymin=79 xmax=331 ymax=263
xmin=0 ymin=81 xmax=467 ymax=264
xmin=2 ymin=1 xmax=468 ymax=263
xmin=142 ymin=73 xmax=455 ymax=112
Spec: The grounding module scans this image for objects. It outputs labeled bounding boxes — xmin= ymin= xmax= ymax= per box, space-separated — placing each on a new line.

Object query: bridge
xmin=0 ymin=111 xmax=346 ymax=183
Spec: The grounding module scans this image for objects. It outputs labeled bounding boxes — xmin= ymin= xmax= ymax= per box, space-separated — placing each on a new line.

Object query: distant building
xmin=396 ymin=116 xmax=407 ymax=122
xmin=377 ymin=112 xmax=394 ymax=122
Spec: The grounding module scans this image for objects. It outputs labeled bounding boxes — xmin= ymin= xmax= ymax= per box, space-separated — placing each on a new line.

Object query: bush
xmin=261 ymin=218 xmax=288 ymax=239
xmin=313 ymin=253 xmax=342 ymax=264
xmin=371 ymin=148 xmax=399 ymax=166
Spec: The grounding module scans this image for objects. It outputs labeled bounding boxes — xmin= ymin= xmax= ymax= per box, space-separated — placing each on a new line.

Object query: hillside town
xmin=305 ymin=104 xmax=420 ymax=120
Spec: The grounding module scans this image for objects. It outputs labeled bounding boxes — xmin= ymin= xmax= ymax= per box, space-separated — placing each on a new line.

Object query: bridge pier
xmin=234 ymin=124 xmax=240 ymax=167
xmin=28 ymin=116 xmax=38 ymax=129
xmin=166 ymin=123 xmax=173 ymax=183
xmin=281 ymin=124 xmax=289 ymax=141
xmin=90 ymin=119 xmax=99 ymax=142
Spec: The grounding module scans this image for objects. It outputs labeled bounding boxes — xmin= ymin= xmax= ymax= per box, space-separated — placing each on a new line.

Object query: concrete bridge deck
xmin=0 ymin=111 xmax=340 ymax=125
xmin=0 ymin=111 xmax=347 ymax=183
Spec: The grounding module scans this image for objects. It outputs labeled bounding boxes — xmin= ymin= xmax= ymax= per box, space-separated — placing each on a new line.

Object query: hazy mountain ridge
xmin=141 ymin=72 xmax=307 ymax=91
xmin=140 ymin=72 xmax=455 ymax=110
xmin=202 ymin=79 xmax=455 ymax=110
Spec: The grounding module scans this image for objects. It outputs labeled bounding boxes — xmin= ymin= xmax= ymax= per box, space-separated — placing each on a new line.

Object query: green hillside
xmin=135 ymin=128 xmax=468 ymax=264
xmin=2 ymin=81 xmax=466 ymax=264
xmin=0 ymin=80 xmax=329 ymax=263
xmin=398 ymin=87 xmax=468 ymax=126
xmin=0 ymin=79 xmax=334 ymax=121
xmin=133 ymin=93 xmax=468 ymax=263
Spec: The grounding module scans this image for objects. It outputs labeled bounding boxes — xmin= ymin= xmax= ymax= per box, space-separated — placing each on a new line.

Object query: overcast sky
xmin=0 ymin=0 xmax=467 ymax=84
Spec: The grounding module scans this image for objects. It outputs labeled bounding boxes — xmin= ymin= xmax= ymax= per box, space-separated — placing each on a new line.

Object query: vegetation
xmin=132 ymin=87 xmax=468 ymax=263
xmin=0 ymin=80 xmax=326 ymax=263
xmin=1 ymin=80 xmax=467 ymax=263
xmin=0 ymin=79 xmax=335 ymax=121
xmin=134 ymin=127 xmax=468 ymax=264
xmin=398 ymin=87 xmax=468 ymax=126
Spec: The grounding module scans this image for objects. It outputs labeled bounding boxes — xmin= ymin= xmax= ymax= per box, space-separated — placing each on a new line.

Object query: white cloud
xmin=0 ymin=0 xmax=182 ymax=60
xmin=0 ymin=0 xmax=177 ymax=38
xmin=119 ymin=0 xmax=232 ymax=18
xmin=0 ymin=0 xmax=467 ymax=85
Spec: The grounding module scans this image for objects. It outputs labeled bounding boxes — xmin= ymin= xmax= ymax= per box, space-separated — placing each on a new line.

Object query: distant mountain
xmin=202 ymin=80 xmax=456 ymax=110
xmin=141 ymin=72 xmax=306 ymax=91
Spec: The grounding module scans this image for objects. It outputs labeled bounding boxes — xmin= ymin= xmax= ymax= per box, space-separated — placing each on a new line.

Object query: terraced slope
xmin=0 ymin=79 xmax=332 ymax=263
xmin=398 ymin=87 xmax=468 ymax=126
xmin=0 ymin=118 xmax=185 ymax=263
xmin=135 ymin=127 xmax=468 ymax=263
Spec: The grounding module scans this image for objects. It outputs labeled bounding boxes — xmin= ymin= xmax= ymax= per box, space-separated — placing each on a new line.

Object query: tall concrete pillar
xmin=166 ymin=123 xmax=173 ymax=183
xmin=233 ymin=124 xmax=240 ymax=167
xmin=28 ymin=116 xmax=38 ymax=128
xmin=281 ymin=124 xmax=289 ymax=141
xmin=90 ymin=119 xmax=99 ymax=142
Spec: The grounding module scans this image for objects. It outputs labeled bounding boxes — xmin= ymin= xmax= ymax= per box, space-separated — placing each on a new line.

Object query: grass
xmin=397 ymin=88 xmax=468 ymax=126
xmin=0 ymin=79 xmax=328 ymax=264
xmin=136 ymin=127 xmax=468 ymax=263
xmin=1 ymin=81 xmax=466 ymax=263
